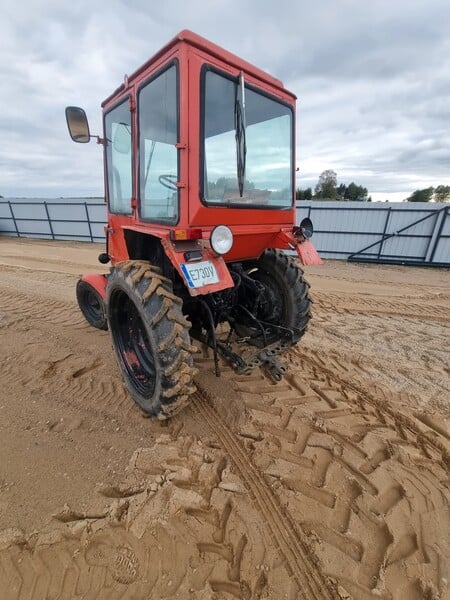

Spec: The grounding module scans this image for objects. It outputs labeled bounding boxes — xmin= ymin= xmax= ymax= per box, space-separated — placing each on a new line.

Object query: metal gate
xmin=296 ymin=202 xmax=450 ymax=267
xmin=348 ymin=205 xmax=449 ymax=266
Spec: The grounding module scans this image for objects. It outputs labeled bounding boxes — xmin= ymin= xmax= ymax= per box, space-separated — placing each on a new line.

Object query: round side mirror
xmin=293 ymin=218 xmax=314 ymax=240
xmin=299 ymin=217 xmax=313 ymax=239
xmin=65 ymin=106 xmax=91 ymax=143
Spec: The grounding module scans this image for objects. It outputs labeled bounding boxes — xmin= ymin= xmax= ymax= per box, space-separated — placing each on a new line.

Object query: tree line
xmin=297 ymin=170 xmax=370 ymax=202
xmin=406 ymin=185 xmax=450 ymax=203
xmin=297 ymin=170 xmax=450 ymax=202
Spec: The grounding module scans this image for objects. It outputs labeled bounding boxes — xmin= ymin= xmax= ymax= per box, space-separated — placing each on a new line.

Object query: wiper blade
xmin=235 ymin=72 xmax=247 ymax=197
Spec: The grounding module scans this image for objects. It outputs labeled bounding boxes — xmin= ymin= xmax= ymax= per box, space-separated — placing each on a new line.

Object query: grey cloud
xmin=1 ymin=0 xmax=450 ymax=200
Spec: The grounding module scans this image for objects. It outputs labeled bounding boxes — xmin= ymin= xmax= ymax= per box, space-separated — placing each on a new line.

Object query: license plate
xmin=180 ymin=260 xmax=220 ymax=288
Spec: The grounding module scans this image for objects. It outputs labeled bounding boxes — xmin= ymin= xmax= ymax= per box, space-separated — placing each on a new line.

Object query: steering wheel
xmin=158 ymin=174 xmax=178 ymax=191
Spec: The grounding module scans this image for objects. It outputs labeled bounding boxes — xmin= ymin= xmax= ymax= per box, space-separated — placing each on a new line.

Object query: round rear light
xmin=210 ymin=225 xmax=233 ymax=255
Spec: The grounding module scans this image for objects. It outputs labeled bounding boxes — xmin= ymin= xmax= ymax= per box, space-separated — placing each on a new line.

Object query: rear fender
xmin=273 ymin=230 xmax=323 ymax=266
xmin=80 ymin=273 xmax=107 ymax=299
xmin=161 ymin=238 xmax=234 ymax=297
xmin=295 ymin=239 xmax=323 ymax=266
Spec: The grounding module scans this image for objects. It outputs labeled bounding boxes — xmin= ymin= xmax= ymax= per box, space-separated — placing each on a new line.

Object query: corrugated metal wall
xmin=296 ymin=201 xmax=449 ymax=266
xmin=1 ymin=199 xmax=449 ymax=266
xmin=0 ymin=199 xmax=106 ymax=242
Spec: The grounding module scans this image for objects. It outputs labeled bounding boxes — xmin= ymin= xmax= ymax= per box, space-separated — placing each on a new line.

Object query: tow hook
xmin=258 ymin=350 xmax=287 ymax=382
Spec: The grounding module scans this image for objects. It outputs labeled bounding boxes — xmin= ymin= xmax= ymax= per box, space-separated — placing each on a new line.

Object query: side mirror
xmin=299 ymin=218 xmax=314 ymax=239
xmin=65 ymin=106 xmax=91 ymax=143
xmin=293 ymin=218 xmax=314 ymax=240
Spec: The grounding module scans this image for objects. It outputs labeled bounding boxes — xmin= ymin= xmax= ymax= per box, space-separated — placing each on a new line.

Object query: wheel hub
xmin=110 ymin=290 xmax=157 ymax=397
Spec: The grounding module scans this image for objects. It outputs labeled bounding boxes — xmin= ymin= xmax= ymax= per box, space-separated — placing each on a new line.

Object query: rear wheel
xmin=238 ymin=248 xmax=311 ymax=347
xmin=106 ymin=260 xmax=196 ymax=419
xmin=76 ymin=279 xmax=108 ymax=330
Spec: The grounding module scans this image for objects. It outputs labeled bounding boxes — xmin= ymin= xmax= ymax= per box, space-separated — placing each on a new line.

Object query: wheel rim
xmin=109 ymin=289 xmax=157 ymax=397
xmin=233 ymin=267 xmax=287 ymax=346
xmin=81 ymin=288 xmax=103 ymax=322
xmin=253 ymin=270 xmax=285 ymax=323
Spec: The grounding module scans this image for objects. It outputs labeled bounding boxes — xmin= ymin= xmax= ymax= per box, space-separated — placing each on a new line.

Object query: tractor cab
xmin=66 ymin=31 xmax=321 ymax=419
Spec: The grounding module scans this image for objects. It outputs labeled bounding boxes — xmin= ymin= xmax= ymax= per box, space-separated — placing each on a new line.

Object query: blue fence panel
xmin=0 ymin=199 xmax=106 ymax=242
xmin=1 ymin=199 xmax=448 ymax=266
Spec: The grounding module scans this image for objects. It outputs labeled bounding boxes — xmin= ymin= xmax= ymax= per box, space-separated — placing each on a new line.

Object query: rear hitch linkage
xmin=190 ymin=325 xmax=295 ymax=381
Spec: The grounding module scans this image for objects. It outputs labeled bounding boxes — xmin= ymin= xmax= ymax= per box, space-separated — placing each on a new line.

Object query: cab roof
xmin=102 ymin=29 xmax=294 ymax=107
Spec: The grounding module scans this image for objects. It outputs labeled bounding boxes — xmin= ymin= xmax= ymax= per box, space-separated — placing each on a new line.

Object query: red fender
xmin=295 ymin=239 xmax=323 ymax=266
xmin=273 ymin=230 xmax=323 ymax=266
xmin=80 ymin=273 xmax=108 ymax=299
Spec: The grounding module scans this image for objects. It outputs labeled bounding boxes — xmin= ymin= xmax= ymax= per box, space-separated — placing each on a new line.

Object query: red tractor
xmin=66 ymin=30 xmax=321 ymax=419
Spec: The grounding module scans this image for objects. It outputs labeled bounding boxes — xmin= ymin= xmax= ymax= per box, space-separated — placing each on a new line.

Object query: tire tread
xmin=107 ymin=260 xmax=196 ymax=419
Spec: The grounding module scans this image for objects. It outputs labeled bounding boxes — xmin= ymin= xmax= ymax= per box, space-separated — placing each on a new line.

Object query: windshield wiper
xmin=235 ymin=72 xmax=247 ymax=198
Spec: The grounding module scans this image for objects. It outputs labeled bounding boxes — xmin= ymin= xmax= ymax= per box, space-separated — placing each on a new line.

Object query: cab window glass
xmin=104 ymin=100 xmax=132 ymax=214
xmin=202 ymin=69 xmax=293 ymax=208
xmin=138 ymin=64 xmax=178 ymax=222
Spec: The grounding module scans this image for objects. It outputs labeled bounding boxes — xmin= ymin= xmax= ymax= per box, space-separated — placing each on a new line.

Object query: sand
xmin=0 ymin=237 xmax=449 ymax=599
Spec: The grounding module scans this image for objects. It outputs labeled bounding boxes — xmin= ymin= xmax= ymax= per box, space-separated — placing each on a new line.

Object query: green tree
xmin=314 ymin=169 xmax=337 ymax=200
xmin=336 ymin=183 xmax=347 ymax=200
xmin=406 ymin=187 xmax=434 ymax=202
xmin=296 ymin=187 xmax=312 ymax=200
xmin=313 ymin=171 xmax=370 ymax=201
xmin=345 ymin=182 xmax=368 ymax=201
xmin=434 ymin=185 xmax=450 ymax=203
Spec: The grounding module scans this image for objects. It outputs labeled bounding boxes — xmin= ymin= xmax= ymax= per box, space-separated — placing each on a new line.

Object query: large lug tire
xmin=106 ymin=260 xmax=197 ymax=419
xmin=242 ymin=248 xmax=311 ymax=346
xmin=76 ymin=279 xmax=108 ymax=331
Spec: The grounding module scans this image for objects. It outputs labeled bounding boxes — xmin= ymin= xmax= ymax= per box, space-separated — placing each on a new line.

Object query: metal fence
xmin=0 ymin=199 xmax=106 ymax=243
xmin=297 ymin=201 xmax=450 ymax=267
xmin=1 ymin=198 xmax=449 ymax=266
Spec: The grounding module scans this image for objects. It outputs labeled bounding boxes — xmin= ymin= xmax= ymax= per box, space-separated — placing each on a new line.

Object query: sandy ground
xmin=0 ymin=237 xmax=449 ymax=600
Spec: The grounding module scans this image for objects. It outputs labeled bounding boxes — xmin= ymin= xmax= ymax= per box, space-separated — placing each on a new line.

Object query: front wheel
xmin=76 ymin=279 xmax=108 ymax=330
xmin=106 ymin=260 xmax=197 ymax=419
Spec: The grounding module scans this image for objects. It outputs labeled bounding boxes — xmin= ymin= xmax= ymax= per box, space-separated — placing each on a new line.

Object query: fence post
xmin=377 ymin=207 xmax=391 ymax=260
xmin=43 ymin=201 xmax=55 ymax=240
xmin=84 ymin=202 xmax=94 ymax=242
xmin=429 ymin=206 xmax=449 ymax=263
xmin=8 ymin=201 xmax=20 ymax=237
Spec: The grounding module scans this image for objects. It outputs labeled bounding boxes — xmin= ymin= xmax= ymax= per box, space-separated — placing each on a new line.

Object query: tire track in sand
xmin=192 ymin=391 xmax=338 ymax=600
xmin=0 ymin=287 xmax=138 ymax=420
xmin=0 ymin=433 xmax=296 ymax=599
xmin=0 ymin=288 xmax=87 ymax=330
xmin=313 ymin=291 xmax=450 ymax=323
xmin=222 ymin=347 xmax=450 ymax=599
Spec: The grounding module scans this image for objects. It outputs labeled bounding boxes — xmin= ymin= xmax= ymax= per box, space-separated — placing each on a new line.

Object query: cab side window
xmin=104 ymin=99 xmax=133 ymax=214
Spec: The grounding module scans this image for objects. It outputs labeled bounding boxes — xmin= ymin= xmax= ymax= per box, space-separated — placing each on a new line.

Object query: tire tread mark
xmin=236 ymin=350 xmax=449 ymax=596
xmin=192 ymin=392 xmax=338 ymax=600
xmin=299 ymin=348 xmax=449 ymax=467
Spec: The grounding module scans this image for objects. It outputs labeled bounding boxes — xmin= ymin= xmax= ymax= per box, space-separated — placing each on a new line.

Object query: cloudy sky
xmin=1 ymin=0 xmax=449 ymax=201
